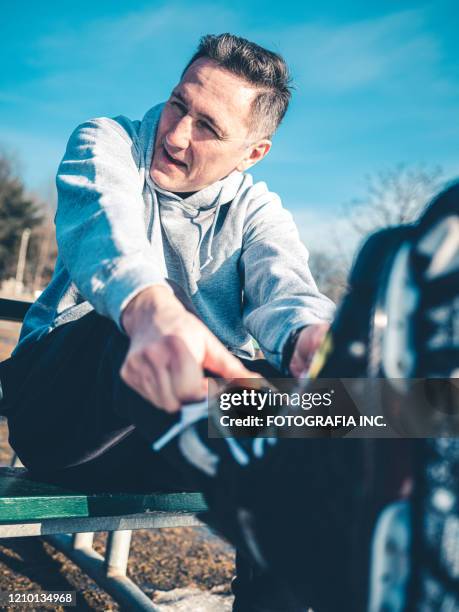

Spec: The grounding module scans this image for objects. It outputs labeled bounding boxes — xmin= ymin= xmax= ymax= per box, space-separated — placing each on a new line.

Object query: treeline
xmin=0 ymin=152 xmax=56 ymax=295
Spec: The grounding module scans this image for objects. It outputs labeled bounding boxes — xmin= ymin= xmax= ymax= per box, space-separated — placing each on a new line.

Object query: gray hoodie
xmin=15 ymin=103 xmax=335 ymax=369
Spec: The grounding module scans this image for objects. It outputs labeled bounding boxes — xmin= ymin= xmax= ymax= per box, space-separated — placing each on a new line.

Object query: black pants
xmin=1 ymin=311 xmax=301 ymax=611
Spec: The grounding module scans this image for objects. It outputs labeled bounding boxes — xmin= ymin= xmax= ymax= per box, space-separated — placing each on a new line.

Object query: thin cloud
xmin=33 ymin=4 xmax=237 ymax=80
xmin=275 ymin=9 xmax=441 ymax=93
xmin=9 ymin=3 xmax=238 ymax=122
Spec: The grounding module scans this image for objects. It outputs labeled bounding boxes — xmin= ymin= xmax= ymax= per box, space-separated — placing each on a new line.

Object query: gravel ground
xmin=0 ymin=321 xmax=235 ymax=611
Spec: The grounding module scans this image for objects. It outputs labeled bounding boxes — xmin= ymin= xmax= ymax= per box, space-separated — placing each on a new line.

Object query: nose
xmin=165 ymin=115 xmax=192 ymax=150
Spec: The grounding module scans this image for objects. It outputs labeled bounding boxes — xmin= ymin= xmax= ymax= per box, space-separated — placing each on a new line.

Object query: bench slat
xmin=0 ymin=468 xmax=207 ymax=523
xmin=0 ymin=298 xmax=32 ymax=322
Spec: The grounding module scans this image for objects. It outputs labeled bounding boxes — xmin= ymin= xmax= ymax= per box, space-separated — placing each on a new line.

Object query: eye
xmin=169 ymin=99 xmax=186 ymax=115
xmin=197 ymin=119 xmax=218 ymax=136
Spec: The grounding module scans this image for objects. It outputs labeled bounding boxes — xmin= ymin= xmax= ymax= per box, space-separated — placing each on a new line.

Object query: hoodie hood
xmin=153 ymin=173 xmax=244 ymax=271
xmin=153 ymin=170 xmax=243 ymax=211
xmin=152 ymin=172 xmax=245 ymax=273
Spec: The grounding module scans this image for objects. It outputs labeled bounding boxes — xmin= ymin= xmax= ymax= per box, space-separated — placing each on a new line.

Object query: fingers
xmin=121 ymin=337 xmax=208 ymax=413
xmin=290 ymin=355 xmax=311 ymax=378
xmin=289 ymin=323 xmax=330 ymax=378
xmin=121 ymin=349 xmax=180 ymax=413
xmin=168 ymin=336 xmax=207 ymax=403
xmin=203 ymin=333 xmax=258 ymax=380
xmin=120 ymin=319 xmax=259 ymax=413
xmin=149 ymin=362 xmax=181 ymax=412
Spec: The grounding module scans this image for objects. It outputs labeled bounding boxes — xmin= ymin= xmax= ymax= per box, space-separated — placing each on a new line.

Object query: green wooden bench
xmin=0 ymin=298 xmax=208 ymax=611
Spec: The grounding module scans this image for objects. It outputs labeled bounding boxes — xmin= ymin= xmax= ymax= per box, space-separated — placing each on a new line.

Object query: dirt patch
xmin=0 ymin=530 xmax=234 ymax=611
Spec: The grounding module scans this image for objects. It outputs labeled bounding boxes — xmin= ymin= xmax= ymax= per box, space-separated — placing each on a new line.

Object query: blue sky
xmin=1 ymin=0 xmax=458 ymax=249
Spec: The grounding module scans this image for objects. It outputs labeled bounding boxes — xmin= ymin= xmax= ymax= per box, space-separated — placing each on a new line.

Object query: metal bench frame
xmin=0 ymin=512 xmax=202 ymax=612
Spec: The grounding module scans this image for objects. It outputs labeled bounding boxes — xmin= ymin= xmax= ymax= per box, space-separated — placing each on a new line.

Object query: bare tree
xmin=308 ymin=164 xmax=444 ymax=305
xmin=27 ymin=180 xmax=58 ymax=292
xmin=343 ymin=164 xmax=444 ymax=239
xmin=308 ymin=251 xmax=348 ymax=303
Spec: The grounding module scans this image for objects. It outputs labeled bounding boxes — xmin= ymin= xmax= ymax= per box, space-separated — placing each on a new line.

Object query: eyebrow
xmin=171 ymin=90 xmax=227 ymax=138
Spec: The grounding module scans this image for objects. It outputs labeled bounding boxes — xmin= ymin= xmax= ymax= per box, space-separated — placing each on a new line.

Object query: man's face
xmin=150 ymin=58 xmax=270 ymax=193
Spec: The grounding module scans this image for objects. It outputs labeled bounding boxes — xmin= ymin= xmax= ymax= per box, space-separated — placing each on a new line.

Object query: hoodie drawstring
xmin=192 ymin=186 xmax=224 ymax=272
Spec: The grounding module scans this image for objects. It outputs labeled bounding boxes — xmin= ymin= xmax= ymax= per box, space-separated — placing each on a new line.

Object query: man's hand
xmin=289 ymin=323 xmax=330 ymax=378
xmin=120 ymin=285 xmax=253 ymax=412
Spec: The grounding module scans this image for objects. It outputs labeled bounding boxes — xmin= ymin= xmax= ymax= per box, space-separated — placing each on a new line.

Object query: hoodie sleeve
xmin=240 ymin=188 xmax=335 ymax=370
xmin=55 ymin=116 xmax=170 ymax=329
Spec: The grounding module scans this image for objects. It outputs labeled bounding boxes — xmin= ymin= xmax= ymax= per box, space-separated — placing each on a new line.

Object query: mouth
xmin=162 ymin=145 xmax=187 ymax=169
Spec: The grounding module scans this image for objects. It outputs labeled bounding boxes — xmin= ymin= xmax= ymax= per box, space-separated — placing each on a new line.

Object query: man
xmin=2 ymin=34 xmax=334 ymax=611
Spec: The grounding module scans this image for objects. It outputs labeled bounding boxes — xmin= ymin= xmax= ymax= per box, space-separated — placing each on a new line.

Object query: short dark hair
xmin=182 ymin=33 xmax=293 ymax=139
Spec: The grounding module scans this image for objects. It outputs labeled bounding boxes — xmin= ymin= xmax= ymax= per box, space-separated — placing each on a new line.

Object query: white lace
xmin=152 ymin=400 xmax=209 ymax=451
xmin=152 ymin=399 xmax=277 ymax=468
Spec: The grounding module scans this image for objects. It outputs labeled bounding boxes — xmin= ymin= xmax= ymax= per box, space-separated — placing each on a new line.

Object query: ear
xmin=236 ymin=139 xmax=271 ymax=172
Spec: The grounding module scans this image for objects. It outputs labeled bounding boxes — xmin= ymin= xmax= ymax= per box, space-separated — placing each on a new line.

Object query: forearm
xmin=242 ymin=213 xmax=335 ymax=369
